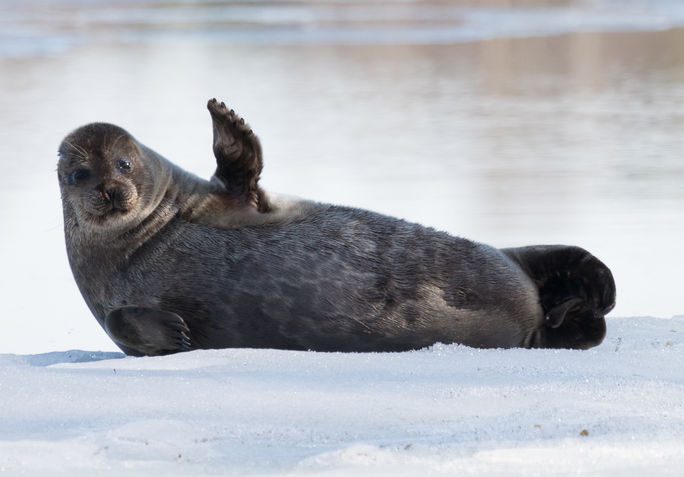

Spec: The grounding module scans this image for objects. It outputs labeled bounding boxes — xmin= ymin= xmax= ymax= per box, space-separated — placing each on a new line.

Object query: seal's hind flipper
xmin=502 ymin=245 xmax=616 ymax=350
xmin=104 ymin=306 xmax=192 ymax=356
xmin=207 ymin=98 xmax=270 ymax=212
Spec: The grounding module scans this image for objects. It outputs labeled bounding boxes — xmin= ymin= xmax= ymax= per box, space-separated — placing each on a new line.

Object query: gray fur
xmin=57 ymin=102 xmax=615 ymax=356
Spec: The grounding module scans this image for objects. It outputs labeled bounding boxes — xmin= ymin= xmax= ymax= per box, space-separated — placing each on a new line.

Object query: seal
xmin=57 ymin=99 xmax=616 ymax=356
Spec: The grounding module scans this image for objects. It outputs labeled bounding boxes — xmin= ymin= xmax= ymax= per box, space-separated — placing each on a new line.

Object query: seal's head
xmin=57 ymin=123 xmax=168 ymax=231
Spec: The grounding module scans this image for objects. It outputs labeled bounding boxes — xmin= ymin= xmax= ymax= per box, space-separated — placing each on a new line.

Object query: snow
xmin=2 ymin=1 xmax=684 ymax=473
xmin=2 ymin=316 xmax=684 ymax=476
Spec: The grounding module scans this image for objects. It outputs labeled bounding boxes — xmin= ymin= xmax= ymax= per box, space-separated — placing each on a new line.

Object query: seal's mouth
xmin=76 ymin=183 xmax=139 ymax=225
xmin=79 ymin=206 xmax=137 ymax=230
xmin=85 ymin=205 xmax=129 ymax=220
xmin=78 ymin=196 xmax=137 ymax=227
xmin=102 ymin=205 xmax=130 ymax=217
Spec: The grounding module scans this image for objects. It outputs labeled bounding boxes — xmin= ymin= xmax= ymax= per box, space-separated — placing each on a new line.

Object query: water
xmin=4 ymin=0 xmax=684 ymax=56
xmin=1 ymin=0 xmax=683 ymax=352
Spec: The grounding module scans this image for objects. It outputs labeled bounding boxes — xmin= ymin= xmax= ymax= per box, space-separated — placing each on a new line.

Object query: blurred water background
xmin=1 ymin=0 xmax=683 ymax=352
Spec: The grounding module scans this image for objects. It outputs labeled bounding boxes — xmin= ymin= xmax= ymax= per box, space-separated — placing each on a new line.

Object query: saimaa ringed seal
xmin=57 ymin=99 xmax=616 ymax=356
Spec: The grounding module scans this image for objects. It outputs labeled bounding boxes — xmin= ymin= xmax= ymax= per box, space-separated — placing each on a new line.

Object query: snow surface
xmin=2 ymin=316 xmax=684 ymax=476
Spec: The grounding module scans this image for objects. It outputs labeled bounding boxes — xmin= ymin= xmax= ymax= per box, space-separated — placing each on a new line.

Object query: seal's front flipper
xmin=502 ymin=245 xmax=616 ymax=350
xmin=104 ymin=306 xmax=192 ymax=356
xmin=207 ymin=98 xmax=270 ymax=212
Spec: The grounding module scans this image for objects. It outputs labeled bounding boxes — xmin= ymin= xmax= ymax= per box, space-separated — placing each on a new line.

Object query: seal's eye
xmin=66 ymin=168 xmax=91 ymax=185
xmin=117 ymin=158 xmax=133 ymax=173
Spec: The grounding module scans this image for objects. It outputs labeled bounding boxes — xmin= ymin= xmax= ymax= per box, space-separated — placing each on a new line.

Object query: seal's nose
xmin=105 ymin=188 xmax=118 ymax=203
xmin=96 ymin=183 xmax=118 ymax=203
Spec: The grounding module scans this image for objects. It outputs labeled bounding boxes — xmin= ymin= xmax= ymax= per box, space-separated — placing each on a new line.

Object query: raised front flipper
xmin=502 ymin=245 xmax=616 ymax=350
xmin=207 ymin=98 xmax=270 ymax=212
xmin=104 ymin=306 xmax=192 ymax=356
